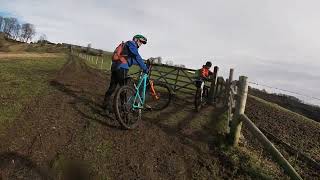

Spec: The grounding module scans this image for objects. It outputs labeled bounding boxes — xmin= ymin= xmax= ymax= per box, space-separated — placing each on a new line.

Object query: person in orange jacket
xmin=199 ymin=61 xmax=213 ymax=80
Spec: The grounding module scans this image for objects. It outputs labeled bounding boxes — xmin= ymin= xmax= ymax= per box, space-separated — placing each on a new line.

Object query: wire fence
xmin=248 ymin=81 xmax=320 ymax=102
xmin=73 ymin=52 xmax=112 ymax=71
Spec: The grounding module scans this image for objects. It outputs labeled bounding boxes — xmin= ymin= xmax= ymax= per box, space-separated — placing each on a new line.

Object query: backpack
xmin=194 ymin=69 xmax=201 ymax=78
xmin=112 ymin=41 xmax=128 ymax=64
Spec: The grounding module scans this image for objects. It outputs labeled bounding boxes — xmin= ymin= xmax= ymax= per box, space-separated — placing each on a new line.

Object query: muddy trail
xmin=0 ymin=55 xmax=278 ymax=179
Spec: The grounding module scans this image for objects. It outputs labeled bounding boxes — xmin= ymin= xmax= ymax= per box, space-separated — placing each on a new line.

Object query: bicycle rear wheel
xmin=145 ymin=80 xmax=172 ymax=111
xmin=114 ymin=85 xmax=141 ymax=129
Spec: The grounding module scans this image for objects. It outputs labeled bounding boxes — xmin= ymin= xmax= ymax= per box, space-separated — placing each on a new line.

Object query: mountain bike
xmin=113 ymin=64 xmax=172 ymax=129
xmin=194 ymin=79 xmax=209 ymax=112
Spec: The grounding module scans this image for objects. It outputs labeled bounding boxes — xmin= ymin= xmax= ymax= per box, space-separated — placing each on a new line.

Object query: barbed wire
xmin=248 ymin=81 xmax=320 ymax=101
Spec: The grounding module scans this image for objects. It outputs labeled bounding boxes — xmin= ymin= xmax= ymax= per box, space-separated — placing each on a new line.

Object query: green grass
xmin=0 ymin=56 xmax=67 ymax=130
xmin=223 ymin=147 xmax=276 ymax=179
xmin=25 ymin=44 xmax=67 ymax=53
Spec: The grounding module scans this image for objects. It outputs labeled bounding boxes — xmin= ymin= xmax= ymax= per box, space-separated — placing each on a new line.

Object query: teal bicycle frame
xmin=130 ymin=73 xmax=149 ymax=109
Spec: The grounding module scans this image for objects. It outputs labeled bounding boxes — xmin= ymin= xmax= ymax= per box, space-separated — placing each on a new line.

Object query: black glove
xmin=143 ymin=68 xmax=149 ymax=74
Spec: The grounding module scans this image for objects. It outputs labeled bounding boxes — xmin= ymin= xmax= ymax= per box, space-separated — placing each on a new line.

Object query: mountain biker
xmin=199 ymin=61 xmax=213 ymax=80
xmin=194 ymin=61 xmax=213 ymax=95
xmin=102 ymin=34 xmax=149 ymax=112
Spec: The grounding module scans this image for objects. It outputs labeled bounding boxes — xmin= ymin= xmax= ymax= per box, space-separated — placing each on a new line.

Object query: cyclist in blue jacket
xmin=103 ymin=34 xmax=148 ymax=112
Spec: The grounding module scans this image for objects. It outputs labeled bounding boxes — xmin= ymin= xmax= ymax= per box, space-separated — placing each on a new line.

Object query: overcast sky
xmin=1 ymin=0 xmax=320 ymax=105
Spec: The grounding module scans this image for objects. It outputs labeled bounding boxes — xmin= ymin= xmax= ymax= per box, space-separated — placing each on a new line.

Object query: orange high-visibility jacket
xmin=200 ymin=66 xmax=213 ymax=78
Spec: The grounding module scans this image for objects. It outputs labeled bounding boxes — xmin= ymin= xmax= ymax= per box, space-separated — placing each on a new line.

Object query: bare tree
xmin=98 ymin=49 xmax=103 ymax=56
xmin=20 ymin=23 xmax=36 ymax=42
xmin=12 ymin=23 xmax=21 ymax=40
xmin=87 ymin=43 xmax=91 ymax=53
xmin=37 ymin=33 xmax=47 ymax=45
xmin=3 ymin=17 xmax=18 ymax=38
xmin=158 ymin=56 xmax=162 ymax=64
xmin=0 ymin=16 xmax=3 ymax=32
xmin=39 ymin=33 xmax=47 ymax=41
xmin=165 ymin=60 xmax=174 ymax=66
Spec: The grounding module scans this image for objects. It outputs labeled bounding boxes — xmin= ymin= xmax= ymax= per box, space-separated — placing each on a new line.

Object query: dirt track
xmin=1 ymin=55 xmax=279 ymax=179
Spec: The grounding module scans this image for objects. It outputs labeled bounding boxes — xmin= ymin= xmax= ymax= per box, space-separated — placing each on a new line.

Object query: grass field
xmin=0 ymin=55 xmax=67 ymax=131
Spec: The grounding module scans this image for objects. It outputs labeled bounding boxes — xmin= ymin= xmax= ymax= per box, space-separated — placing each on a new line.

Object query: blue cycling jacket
xmin=112 ymin=40 xmax=148 ymax=73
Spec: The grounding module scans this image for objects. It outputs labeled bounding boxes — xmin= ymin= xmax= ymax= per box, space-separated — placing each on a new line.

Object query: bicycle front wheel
xmin=145 ymin=80 xmax=172 ymax=111
xmin=114 ymin=85 xmax=141 ymax=129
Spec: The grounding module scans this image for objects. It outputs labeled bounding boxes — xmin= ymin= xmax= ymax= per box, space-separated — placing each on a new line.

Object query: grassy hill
xmin=0 ymin=33 xmax=67 ymax=53
xmin=0 ymin=32 xmax=113 ymax=56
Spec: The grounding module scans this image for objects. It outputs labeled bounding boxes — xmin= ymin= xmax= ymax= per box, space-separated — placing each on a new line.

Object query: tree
xmin=12 ymin=23 xmax=21 ymax=40
xmin=98 ymin=49 xmax=103 ymax=56
xmin=158 ymin=56 xmax=162 ymax=64
xmin=3 ymin=17 xmax=18 ymax=38
xmin=38 ymin=33 xmax=47 ymax=44
xmin=165 ymin=60 xmax=173 ymax=66
xmin=0 ymin=16 xmax=3 ymax=32
xmin=20 ymin=23 xmax=36 ymax=42
xmin=87 ymin=43 xmax=91 ymax=53
xmin=39 ymin=33 xmax=47 ymax=41
xmin=37 ymin=33 xmax=47 ymax=45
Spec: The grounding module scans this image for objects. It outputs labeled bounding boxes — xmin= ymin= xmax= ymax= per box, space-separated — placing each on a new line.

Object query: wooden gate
xmin=149 ymin=64 xmax=198 ymax=96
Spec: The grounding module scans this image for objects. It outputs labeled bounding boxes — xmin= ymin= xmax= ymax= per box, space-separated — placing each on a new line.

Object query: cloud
xmin=1 ymin=0 xmax=320 ymax=105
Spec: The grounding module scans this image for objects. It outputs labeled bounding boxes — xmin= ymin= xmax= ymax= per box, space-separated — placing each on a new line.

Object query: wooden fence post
xmin=225 ymin=69 xmax=234 ymax=106
xmin=224 ymin=78 xmax=229 ymax=106
xmin=96 ymin=57 xmax=98 ymax=64
xmin=229 ymin=76 xmax=248 ymax=147
xmin=214 ymin=77 xmax=221 ymax=102
xmin=100 ymin=58 xmax=104 ymax=69
xmin=208 ymin=66 xmax=219 ymax=103
xmin=216 ymin=77 xmax=225 ymax=102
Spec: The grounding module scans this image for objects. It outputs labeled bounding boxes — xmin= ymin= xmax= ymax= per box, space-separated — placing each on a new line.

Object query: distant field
xmin=0 ymin=52 xmax=64 ymax=59
xmin=0 ymin=55 xmax=67 ymax=130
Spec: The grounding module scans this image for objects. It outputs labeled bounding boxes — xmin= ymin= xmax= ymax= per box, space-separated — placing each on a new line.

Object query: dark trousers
xmin=103 ymin=68 xmax=128 ymax=106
